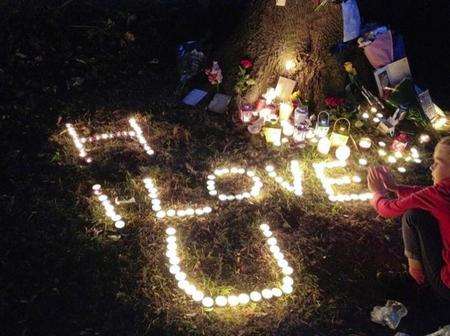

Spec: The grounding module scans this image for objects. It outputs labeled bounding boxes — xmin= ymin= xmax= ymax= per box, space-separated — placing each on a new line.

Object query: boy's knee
xmin=402 ymin=209 xmax=430 ymax=227
xmin=402 ymin=209 xmax=433 ymax=229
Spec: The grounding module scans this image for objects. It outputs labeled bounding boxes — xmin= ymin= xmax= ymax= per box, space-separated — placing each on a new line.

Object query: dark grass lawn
xmin=1 ymin=1 xmax=449 ymax=335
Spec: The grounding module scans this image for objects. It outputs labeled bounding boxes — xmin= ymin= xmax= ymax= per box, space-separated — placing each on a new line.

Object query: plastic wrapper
xmin=177 ymin=41 xmax=205 ymax=86
xmin=370 ymin=300 xmax=408 ymax=330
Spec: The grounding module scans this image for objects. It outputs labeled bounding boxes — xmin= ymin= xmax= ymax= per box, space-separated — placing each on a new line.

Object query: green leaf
xmin=51 ymin=151 xmax=61 ymax=163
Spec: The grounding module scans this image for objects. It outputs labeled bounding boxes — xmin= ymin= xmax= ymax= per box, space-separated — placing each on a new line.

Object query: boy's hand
xmin=367 ymin=167 xmax=388 ymax=195
xmin=378 ymin=166 xmax=398 ymax=192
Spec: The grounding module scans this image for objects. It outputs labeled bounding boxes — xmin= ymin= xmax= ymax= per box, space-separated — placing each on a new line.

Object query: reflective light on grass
xmin=265 ymin=160 xmax=303 ymax=196
xmin=207 ymin=167 xmax=263 ymax=201
xmin=163 ymin=223 xmax=294 ymax=308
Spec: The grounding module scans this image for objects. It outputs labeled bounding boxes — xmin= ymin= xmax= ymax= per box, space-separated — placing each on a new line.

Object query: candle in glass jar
xmin=293 ymin=124 xmax=308 ymax=143
xmin=240 ymin=103 xmax=255 ymax=123
xmin=294 ymin=105 xmax=309 ymax=126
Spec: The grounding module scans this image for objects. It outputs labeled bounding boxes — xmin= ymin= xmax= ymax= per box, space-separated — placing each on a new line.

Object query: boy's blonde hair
xmin=437 ymin=137 xmax=450 ymax=161
xmin=438 ymin=136 xmax=450 ymax=147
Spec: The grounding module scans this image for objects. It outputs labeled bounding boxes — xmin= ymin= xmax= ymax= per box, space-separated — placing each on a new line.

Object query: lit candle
xmin=317 ymin=137 xmax=331 ymax=155
xmin=419 ymin=134 xmax=431 ymax=143
xmin=335 ymin=145 xmax=351 ymax=161
xmin=285 ymin=59 xmax=296 ymax=71
xmin=387 ymin=155 xmax=397 ymax=164
xmin=358 ymin=137 xmax=372 ymax=149
xmin=264 ymin=127 xmax=282 ymax=146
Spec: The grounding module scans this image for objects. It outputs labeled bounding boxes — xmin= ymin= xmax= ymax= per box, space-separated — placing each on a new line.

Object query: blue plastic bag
xmin=342 ymin=0 xmax=361 ymax=42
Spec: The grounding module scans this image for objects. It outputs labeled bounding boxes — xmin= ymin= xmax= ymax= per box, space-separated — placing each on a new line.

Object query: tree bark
xmin=224 ymin=0 xmax=346 ymax=109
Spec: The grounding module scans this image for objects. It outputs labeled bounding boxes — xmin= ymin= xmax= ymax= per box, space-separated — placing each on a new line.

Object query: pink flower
xmin=205 ymin=61 xmax=223 ymax=85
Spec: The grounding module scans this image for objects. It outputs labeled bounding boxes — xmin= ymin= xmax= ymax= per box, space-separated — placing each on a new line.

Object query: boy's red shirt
xmin=370 ymin=178 xmax=450 ymax=288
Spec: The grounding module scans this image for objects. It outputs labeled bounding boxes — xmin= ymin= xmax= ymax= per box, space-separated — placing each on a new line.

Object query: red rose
xmin=240 ymin=59 xmax=253 ymax=69
xmin=324 ymin=97 xmax=335 ymax=107
xmin=324 ymin=96 xmax=345 ymax=108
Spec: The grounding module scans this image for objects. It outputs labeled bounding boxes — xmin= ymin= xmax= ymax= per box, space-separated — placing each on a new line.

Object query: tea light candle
xmin=419 ymin=134 xmax=431 ymax=143
xmin=335 ymin=145 xmax=351 ymax=161
xmin=359 ymin=137 xmax=372 ymax=149
xmin=317 ymin=137 xmax=331 ymax=155
xmin=358 ymin=158 xmax=368 ymax=166
xmin=285 ymin=59 xmax=296 ymax=71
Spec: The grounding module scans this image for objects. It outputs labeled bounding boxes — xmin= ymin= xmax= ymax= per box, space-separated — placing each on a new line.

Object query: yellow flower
xmin=291 ymin=91 xmax=300 ymax=101
xmin=344 ymin=62 xmax=357 ymax=76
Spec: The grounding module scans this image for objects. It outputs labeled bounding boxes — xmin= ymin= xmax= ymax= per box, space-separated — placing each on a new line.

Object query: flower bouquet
xmin=205 ymin=61 xmax=223 ymax=92
xmin=234 ymin=58 xmax=256 ymax=96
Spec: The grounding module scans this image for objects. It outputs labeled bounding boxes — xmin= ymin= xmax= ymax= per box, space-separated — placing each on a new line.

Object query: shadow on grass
xmin=1 ymin=136 xmax=150 ymax=335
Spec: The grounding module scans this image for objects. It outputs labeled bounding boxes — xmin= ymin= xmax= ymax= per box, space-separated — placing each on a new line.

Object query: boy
xmin=367 ymin=136 xmax=450 ymax=300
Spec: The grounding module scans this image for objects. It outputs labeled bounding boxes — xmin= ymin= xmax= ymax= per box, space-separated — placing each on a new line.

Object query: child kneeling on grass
xmin=367 ymin=136 xmax=450 ymax=300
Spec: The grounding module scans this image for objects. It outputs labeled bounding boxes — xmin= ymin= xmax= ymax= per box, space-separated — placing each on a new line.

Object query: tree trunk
xmin=223 ymin=0 xmax=346 ymax=109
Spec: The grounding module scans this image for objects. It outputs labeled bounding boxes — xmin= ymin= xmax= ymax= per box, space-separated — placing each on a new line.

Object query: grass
xmin=2 ymin=1 xmax=450 ymax=336
xmin=47 ymin=108 xmax=448 ymax=335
